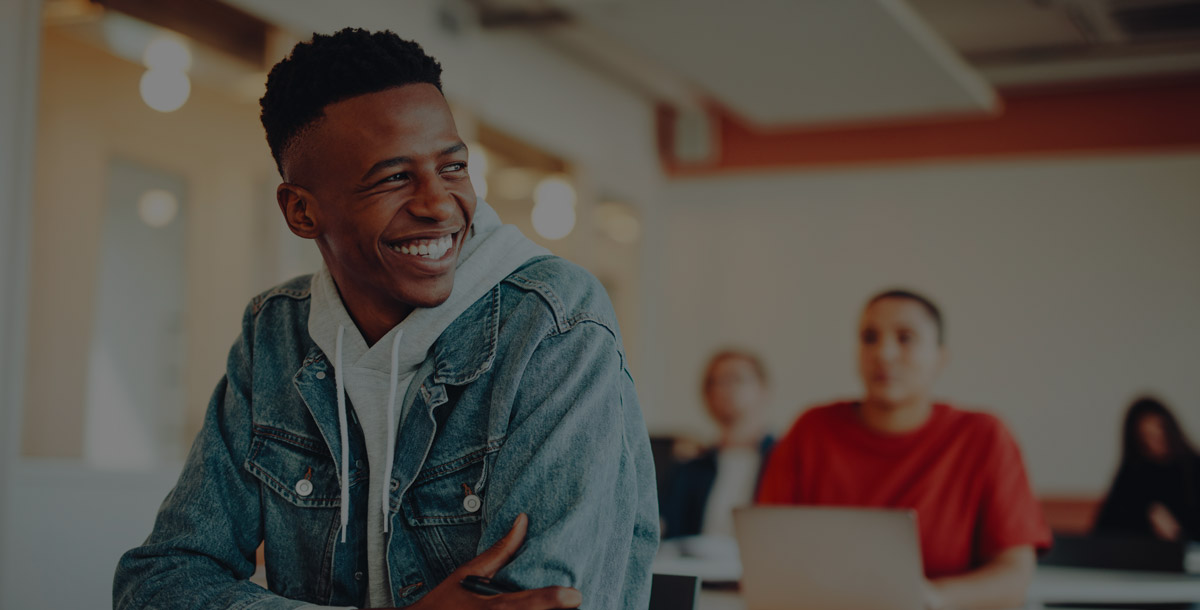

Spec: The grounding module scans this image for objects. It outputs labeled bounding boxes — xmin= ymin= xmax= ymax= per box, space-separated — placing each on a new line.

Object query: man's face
xmin=857 ymin=298 xmax=945 ymax=408
xmin=286 ymin=84 xmax=476 ymax=319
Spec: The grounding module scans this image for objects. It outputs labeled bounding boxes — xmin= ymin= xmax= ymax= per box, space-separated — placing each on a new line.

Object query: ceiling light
xmin=595 ymin=201 xmax=641 ymax=244
xmin=143 ymin=34 xmax=192 ymax=72
xmin=139 ymin=68 xmax=190 ymax=113
xmin=137 ymin=189 xmax=179 ymax=228
xmin=468 ymin=143 xmax=490 ymax=200
xmin=532 ymin=176 xmax=576 ymax=240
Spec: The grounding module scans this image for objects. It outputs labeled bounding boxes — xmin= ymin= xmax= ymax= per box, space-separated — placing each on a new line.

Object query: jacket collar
xmin=428 ymin=284 xmax=499 ymax=387
xmin=296 ymin=282 xmax=500 ymax=392
xmin=291 ymin=285 xmax=499 ymax=477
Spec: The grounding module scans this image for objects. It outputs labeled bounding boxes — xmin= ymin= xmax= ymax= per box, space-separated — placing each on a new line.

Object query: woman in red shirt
xmin=758 ymin=290 xmax=1051 ymax=610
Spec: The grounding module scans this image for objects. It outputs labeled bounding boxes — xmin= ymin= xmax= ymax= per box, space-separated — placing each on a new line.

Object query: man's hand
xmin=395 ymin=513 xmax=582 ymax=610
xmin=1149 ymin=502 xmax=1183 ymax=541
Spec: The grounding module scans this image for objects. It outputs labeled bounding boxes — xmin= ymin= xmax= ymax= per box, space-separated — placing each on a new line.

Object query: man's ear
xmin=277 ymin=183 xmax=320 ymax=239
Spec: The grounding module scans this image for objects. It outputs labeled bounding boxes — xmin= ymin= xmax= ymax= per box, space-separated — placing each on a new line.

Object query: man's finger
xmin=490 ymin=586 xmax=582 ymax=610
xmin=460 ymin=513 xmax=528 ymax=577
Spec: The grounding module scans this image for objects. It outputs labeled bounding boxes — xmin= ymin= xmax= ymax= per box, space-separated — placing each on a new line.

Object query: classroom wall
xmin=0 ymin=0 xmax=42 ymax=600
xmin=640 ymin=153 xmax=1200 ymax=496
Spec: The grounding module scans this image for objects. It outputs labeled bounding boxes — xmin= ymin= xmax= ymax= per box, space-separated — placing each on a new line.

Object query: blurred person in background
xmin=114 ymin=28 xmax=657 ymax=610
xmin=758 ymin=289 xmax=1051 ymax=610
xmin=1094 ymin=396 xmax=1200 ymax=542
xmin=660 ymin=349 xmax=774 ymax=542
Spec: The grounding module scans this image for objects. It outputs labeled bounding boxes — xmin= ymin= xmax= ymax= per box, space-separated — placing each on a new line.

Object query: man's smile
xmin=382 ymin=229 xmax=463 ymax=274
xmin=384 ymin=231 xmax=458 ymax=259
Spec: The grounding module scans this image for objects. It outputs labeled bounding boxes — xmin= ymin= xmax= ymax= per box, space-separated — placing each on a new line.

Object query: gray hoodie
xmin=304 ymin=200 xmax=549 ymax=608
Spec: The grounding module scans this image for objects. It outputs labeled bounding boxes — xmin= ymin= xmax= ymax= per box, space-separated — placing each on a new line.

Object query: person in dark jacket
xmin=660 ymin=349 xmax=774 ymax=540
xmin=1094 ymin=396 xmax=1200 ymax=542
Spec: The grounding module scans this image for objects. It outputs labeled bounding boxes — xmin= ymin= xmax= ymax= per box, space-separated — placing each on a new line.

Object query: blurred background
xmin=1 ymin=0 xmax=1198 ymax=605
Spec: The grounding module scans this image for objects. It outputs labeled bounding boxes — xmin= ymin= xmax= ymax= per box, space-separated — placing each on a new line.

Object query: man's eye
xmin=442 ymin=162 xmax=467 ymax=173
xmin=383 ymin=172 xmax=410 ymax=183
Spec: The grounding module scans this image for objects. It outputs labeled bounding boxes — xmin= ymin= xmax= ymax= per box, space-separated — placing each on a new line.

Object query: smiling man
xmin=114 ymin=29 xmax=658 ymax=610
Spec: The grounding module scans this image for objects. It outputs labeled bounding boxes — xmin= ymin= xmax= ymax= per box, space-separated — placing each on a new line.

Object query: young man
xmin=758 ymin=290 xmax=1051 ymax=610
xmin=114 ymin=29 xmax=658 ymax=610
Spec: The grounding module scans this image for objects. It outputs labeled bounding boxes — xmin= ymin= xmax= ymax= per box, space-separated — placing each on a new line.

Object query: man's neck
xmin=328 ymin=274 xmax=412 ymax=347
xmin=858 ymin=397 xmax=933 ymax=434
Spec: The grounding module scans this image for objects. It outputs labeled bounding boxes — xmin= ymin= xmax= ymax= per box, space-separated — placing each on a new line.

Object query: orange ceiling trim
xmin=658 ymin=77 xmax=1200 ymax=175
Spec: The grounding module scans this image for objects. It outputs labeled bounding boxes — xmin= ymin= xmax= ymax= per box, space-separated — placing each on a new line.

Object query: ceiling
xmin=467 ymin=0 xmax=1200 ymax=127
xmin=44 ymin=0 xmax=1200 ymax=129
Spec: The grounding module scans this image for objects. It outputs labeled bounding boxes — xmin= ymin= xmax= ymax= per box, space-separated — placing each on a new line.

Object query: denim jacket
xmin=114 ymin=256 xmax=659 ymax=609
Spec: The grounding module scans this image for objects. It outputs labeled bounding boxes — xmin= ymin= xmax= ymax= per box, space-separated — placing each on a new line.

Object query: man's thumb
xmin=463 ymin=513 xmax=528 ymax=578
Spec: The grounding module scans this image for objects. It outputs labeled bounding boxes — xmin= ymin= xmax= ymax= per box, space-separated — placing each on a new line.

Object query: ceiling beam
xmin=93 ymin=0 xmax=270 ymax=68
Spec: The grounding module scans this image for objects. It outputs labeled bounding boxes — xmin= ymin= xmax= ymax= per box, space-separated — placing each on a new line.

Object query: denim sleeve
xmin=480 ymin=320 xmax=660 ymax=610
xmin=113 ymin=307 xmax=308 ymax=610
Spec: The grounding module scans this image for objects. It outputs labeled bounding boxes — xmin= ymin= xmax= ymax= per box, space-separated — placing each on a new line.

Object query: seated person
xmin=758 ymin=289 xmax=1051 ymax=610
xmin=113 ymin=29 xmax=658 ymax=610
xmin=1094 ymin=396 xmax=1200 ymax=542
xmin=660 ymin=349 xmax=774 ymax=541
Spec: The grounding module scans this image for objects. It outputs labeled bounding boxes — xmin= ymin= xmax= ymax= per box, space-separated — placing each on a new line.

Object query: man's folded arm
xmin=477 ymin=319 xmax=660 ymax=610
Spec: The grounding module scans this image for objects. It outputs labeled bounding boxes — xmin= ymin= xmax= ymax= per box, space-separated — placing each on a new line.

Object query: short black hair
xmin=865 ymin=289 xmax=945 ymax=345
xmin=259 ymin=28 xmax=444 ymax=177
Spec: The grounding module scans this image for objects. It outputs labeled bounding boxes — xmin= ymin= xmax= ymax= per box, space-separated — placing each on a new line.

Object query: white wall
xmin=643 ymin=154 xmax=1200 ymax=496
xmin=0 ymin=0 xmax=42 ymax=600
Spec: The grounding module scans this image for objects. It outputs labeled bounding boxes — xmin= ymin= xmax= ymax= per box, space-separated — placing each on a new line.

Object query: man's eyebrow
xmin=359 ymin=143 xmax=468 ymax=182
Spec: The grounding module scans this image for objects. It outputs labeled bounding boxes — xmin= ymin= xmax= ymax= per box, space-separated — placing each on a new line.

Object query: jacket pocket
xmin=401 ymin=441 xmax=501 ymax=526
xmin=401 ymin=442 xmax=502 ymax=580
xmin=244 ymin=425 xmax=341 ymax=508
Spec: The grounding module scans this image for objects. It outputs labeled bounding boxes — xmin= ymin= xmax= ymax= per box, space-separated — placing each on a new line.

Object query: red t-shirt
xmin=757 ymin=401 xmax=1052 ymax=579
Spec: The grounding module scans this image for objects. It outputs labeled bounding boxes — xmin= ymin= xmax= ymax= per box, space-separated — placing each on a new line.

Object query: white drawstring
xmin=333 ymin=325 xmax=404 ymax=542
xmin=335 ymin=325 xmax=349 ymax=543
xmin=383 ymin=329 xmax=404 ymax=533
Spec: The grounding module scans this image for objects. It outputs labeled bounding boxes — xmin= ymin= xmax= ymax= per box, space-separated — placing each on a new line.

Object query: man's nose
xmin=877 ymin=337 xmax=901 ymax=362
xmin=407 ymin=177 xmax=457 ymax=222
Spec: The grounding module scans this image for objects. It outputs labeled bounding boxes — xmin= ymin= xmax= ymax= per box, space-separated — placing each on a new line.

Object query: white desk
xmin=1030 ymin=566 xmax=1200 ymax=606
xmin=695 ymin=566 xmax=1200 ymax=609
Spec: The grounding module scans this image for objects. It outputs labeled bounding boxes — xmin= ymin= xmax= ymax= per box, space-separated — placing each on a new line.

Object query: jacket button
xmin=316 ymin=371 xmax=326 ymax=380
xmin=354 ymin=571 xmax=363 ymax=581
xmin=295 ymin=479 xmax=313 ymax=497
xmin=463 ymin=494 xmax=482 ymax=513
xmin=390 ymin=479 xmax=400 ymax=491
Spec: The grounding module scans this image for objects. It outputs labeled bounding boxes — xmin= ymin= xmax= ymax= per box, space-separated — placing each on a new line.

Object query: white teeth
xmin=390 ymin=234 xmax=455 ymax=259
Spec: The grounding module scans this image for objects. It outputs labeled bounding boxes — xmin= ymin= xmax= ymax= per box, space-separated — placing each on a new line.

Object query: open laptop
xmin=733 ymin=506 xmax=926 ymax=610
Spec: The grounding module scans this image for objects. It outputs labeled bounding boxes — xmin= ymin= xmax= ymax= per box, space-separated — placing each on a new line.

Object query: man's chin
xmin=394 ymin=285 xmax=454 ymax=311
xmin=865 ymin=391 xmax=911 ymax=410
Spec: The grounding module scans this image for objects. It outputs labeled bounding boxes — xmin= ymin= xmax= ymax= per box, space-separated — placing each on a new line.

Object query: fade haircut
xmin=259 ymin=27 xmax=444 ymax=177
xmin=865 ymin=289 xmax=945 ymax=346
